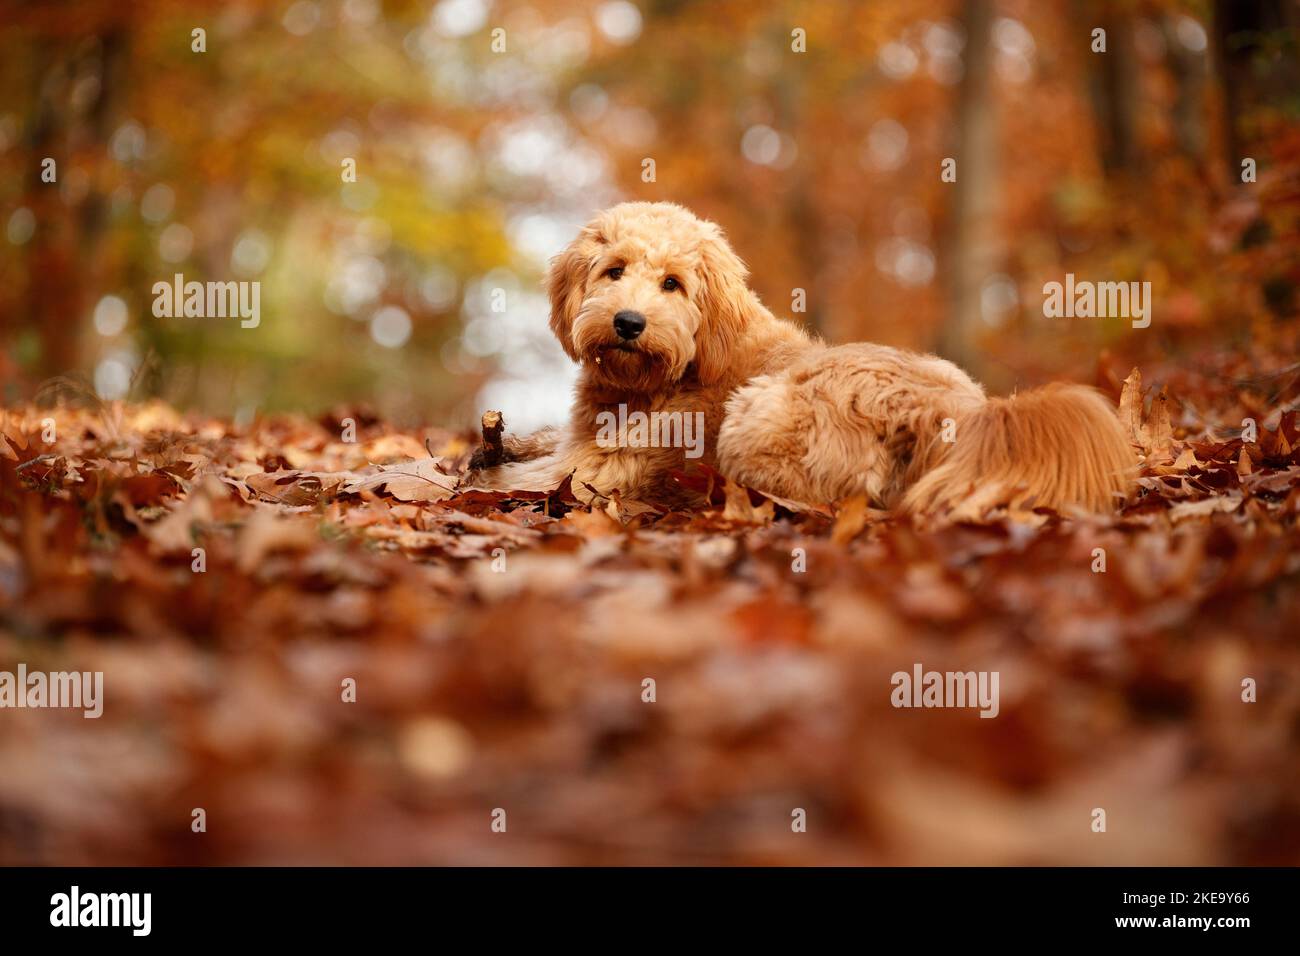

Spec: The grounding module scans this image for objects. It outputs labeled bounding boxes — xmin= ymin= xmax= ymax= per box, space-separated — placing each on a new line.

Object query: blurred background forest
xmin=2 ymin=0 xmax=1298 ymax=432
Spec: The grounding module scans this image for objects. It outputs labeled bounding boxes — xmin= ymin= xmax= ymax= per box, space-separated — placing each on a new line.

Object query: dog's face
xmin=546 ymin=202 xmax=752 ymax=392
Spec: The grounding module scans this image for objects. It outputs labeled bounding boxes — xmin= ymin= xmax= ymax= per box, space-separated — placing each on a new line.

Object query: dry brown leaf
xmin=721 ymin=477 xmax=774 ymax=525
xmin=0 ymin=410 xmax=30 ymax=460
xmin=1143 ymin=387 xmax=1174 ymax=460
xmin=831 ymin=494 xmax=869 ymax=544
xmin=245 ymin=470 xmax=350 ymax=505
xmin=235 ymin=508 xmax=321 ymax=571
xmin=563 ymin=507 xmax=623 ymax=538
xmin=1166 ymin=495 xmax=1242 ymax=521
xmin=341 ymin=458 xmax=458 ymax=502
xmin=1118 ymin=367 xmax=1145 ymax=447
xmin=363 ymin=433 xmax=433 ymax=462
xmin=142 ymin=477 xmax=224 ymax=553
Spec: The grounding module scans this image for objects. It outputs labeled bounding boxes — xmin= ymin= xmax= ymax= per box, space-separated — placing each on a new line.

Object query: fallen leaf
xmin=342 ymin=458 xmax=458 ymax=502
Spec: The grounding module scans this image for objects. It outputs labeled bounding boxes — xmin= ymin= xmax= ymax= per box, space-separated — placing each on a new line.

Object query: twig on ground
xmin=474 ymin=410 xmax=506 ymax=469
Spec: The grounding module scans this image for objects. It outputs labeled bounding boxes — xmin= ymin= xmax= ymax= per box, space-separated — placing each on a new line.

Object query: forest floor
xmin=2 ymin=351 xmax=1299 ymax=865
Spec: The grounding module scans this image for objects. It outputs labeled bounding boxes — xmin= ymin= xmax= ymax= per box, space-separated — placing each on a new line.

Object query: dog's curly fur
xmin=473 ymin=202 xmax=1135 ymax=515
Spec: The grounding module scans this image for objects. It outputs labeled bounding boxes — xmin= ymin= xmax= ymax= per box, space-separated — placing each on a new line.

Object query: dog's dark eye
xmin=661 ymin=276 xmax=680 ymax=292
xmin=605 ymin=266 xmax=624 ymax=281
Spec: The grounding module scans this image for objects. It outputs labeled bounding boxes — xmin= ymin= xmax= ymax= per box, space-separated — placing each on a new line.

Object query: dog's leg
xmin=468 ymin=424 xmax=562 ymax=470
xmin=464 ymin=416 xmax=571 ymax=492
xmin=717 ymin=372 xmax=897 ymax=504
xmin=466 ymin=426 xmax=620 ymax=502
xmin=717 ymin=374 xmax=819 ymax=501
xmin=467 ymin=447 xmax=573 ymax=495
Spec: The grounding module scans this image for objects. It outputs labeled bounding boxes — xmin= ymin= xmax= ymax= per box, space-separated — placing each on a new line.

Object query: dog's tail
xmin=901 ymin=383 xmax=1135 ymax=517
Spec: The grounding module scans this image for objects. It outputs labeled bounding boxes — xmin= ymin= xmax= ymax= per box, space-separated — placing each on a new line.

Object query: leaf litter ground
xmin=2 ymin=359 xmax=1299 ymax=864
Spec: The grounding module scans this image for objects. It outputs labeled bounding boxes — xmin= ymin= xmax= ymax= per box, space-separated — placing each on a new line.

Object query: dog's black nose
xmin=613 ymin=310 xmax=646 ymax=340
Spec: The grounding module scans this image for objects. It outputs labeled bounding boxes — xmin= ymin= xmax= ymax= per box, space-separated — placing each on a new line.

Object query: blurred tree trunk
xmin=1163 ymin=16 xmax=1209 ymax=162
xmin=1213 ymin=0 xmax=1300 ymax=180
xmin=938 ymin=0 xmax=998 ymax=375
xmin=1079 ymin=0 xmax=1142 ymax=176
xmin=23 ymin=40 xmax=81 ymax=380
xmin=22 ymin=31 xmax=124 ymax=383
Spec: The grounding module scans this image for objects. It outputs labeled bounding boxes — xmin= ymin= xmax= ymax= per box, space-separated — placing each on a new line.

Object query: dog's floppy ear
xmin=546 ymin=228 xmax=599 ymax=362
xmin=693 ymin=226 xmax=752 ymax=386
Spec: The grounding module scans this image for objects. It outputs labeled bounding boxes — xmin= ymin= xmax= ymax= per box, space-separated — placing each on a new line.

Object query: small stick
xmin=478 ymin=410 xmax=506 ymax=468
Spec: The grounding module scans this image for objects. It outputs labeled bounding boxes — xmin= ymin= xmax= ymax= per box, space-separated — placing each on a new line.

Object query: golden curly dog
xmin=473 ymin=201 xmax=1135 ymax=516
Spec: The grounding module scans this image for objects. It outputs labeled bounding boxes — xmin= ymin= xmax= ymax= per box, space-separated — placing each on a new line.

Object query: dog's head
xmin=546 ymin=202 xmax=753 ymax=392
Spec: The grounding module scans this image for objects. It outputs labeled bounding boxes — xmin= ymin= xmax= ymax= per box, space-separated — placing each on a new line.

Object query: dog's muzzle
xmin=613 ymin=310 xmax=646 ymax=341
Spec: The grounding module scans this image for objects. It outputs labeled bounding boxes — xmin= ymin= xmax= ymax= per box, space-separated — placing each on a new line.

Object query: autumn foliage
xmin=3 ymin=347 xmax=1300 ymax=864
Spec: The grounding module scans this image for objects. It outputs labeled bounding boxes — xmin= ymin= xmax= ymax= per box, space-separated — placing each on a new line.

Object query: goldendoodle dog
xmin=472 ymin=201 xmax=1135 ymax=516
